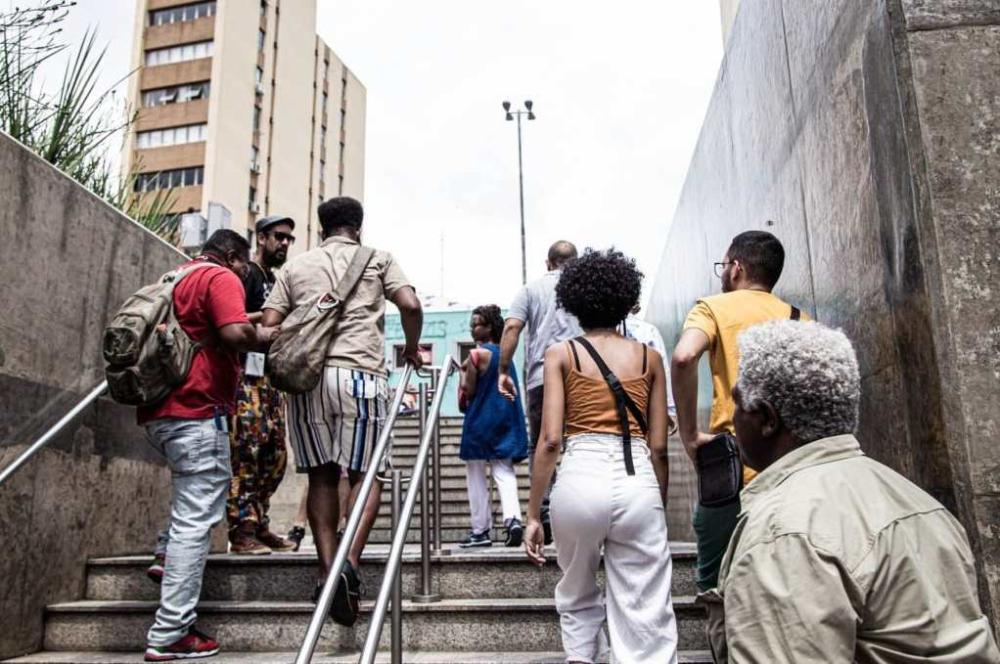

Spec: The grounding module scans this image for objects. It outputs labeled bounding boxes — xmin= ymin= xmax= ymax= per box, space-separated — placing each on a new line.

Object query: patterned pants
xmin=227 ymin=374 xmax=287 ymax=531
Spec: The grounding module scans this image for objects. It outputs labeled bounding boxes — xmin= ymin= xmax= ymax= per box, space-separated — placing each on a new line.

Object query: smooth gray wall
xmin=0 ymin=131 xmax=184 ymax=658
xmin=646 ymin=0 xmax=1000 ymax=618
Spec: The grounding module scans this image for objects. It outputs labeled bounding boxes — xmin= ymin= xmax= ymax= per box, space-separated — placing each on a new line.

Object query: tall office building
xmin=123 ymin=0 xmax=366 ymax=253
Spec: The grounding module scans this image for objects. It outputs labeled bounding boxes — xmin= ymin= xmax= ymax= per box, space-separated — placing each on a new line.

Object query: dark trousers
xmin=527 ymin=385 xmax=553 ymax=524
xmin=692 ymin=498 xmax=741 ymax=591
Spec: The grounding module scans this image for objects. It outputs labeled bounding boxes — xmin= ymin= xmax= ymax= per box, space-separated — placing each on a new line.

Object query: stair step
xmin=41 ymin=597 xmax=707 ymax=652
xmin=8 ymin=651 xmax=714 ymax=663
xmin=85 ymin=545 xmax=699 ymax=602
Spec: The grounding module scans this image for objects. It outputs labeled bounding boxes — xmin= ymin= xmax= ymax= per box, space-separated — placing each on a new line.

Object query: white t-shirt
xmin=507 ymin=270 xmax=582 ymax=390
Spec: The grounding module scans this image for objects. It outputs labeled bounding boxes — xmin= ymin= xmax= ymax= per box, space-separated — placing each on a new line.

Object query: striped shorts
xmin=287 ymin=366 xmax=391 ymax=473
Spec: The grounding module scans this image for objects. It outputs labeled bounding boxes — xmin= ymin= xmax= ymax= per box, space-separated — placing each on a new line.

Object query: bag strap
xmin=790 ymin=305 xmax=801 ymax=320
xmin=331 ymin=246 xmax=376 ymax=304
xmin=572 ymin=337 xmax=648 ymax=476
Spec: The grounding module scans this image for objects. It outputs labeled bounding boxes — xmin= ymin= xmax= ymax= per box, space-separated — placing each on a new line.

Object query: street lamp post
xmin=503 ymin=100 xmax=535 ymax=285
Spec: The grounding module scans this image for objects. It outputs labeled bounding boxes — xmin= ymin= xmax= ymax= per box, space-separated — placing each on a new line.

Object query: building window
xmin=257 ymin=29 xmax=266 ymax=52
xmin=136 ymin=123 xmax=207 ymax=149
xmin=249 ymin=186 xmax=257 ymax=203
xmin=252 ymin=106 xmax=262 ymax=132
xmin=145 ymin=41 xmax=213 ymax=66
xmin=142 ymin=82 xmax=210 ymax=107
xmin=320 ymin=125 xmax=327 ymax=145
xmin=319 ymin=159 xmax=325 ymax=186
xmin=134 ymin=166 xmax=204 ymax=192
xmin=338 ymin=174 xmax=344 ymax=194
xmin=149 ymin=1 xmax=216 ymax=26
xmin=321 ymin=91 xmax=328 ymax=115
xmin=393 ymin=343 xmax=434 ymax=368
xmin=255 ymin=66 xmax=264 ymax=85
xmin=457 ymin=342 xmax=477 ymax=366
xmin=260 ymin=0 xmax=267 ymax=16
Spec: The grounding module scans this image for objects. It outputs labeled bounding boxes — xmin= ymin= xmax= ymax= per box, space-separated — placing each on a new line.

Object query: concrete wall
xmin=0 ymin=132 xmax=184 ymax=658
xmin=646 ymin=0 xmax=999 ymax=617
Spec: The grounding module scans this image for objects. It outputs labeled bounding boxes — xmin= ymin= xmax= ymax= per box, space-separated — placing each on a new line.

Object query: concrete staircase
xmin=8 ymin=417 xmax=710 ymax=663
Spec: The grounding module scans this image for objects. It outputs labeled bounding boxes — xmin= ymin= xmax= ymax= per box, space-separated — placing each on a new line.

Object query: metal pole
xmin=359 ymin=357 xmax=457 ymax=664
xmin=390 ymin=469 xmax=403 ymax=664
xmin=295 ymin=365 xmax=414 ymax=664
xmin=0 ymin=380 xmax=107 ymax=488
xmin=430 ymin=367 xmax=443 ymax=554
xmin=413 ymin=382 xmax=439 ymax=603
xmin=516 ymin=111 xmax=527 ymax=286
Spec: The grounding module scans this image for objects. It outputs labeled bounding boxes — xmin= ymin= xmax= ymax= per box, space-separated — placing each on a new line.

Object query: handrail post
xmin=294 ymin=365 xmax=414 ymax=664
xmin=413 ymin=381 xmax=440 ymax=603
xmin=430 ymin=366 xmax=444 ymax=554
xmin=359 ymin=356 xmax=458 ymax=664
xmin=390 ymin=469 xmax=403 ymax=664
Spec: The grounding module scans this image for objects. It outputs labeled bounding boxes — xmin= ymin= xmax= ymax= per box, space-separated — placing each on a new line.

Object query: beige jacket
xmin=709 ymin=434 xmax=999 ymax=663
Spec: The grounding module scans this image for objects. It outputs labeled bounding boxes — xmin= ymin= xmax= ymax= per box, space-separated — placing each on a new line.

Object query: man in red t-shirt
xmin=141 ymin=230 xmax=278 ymax=663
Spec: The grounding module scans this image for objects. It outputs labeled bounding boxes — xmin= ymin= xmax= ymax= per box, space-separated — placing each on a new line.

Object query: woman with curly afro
xmin=457 ymin=304 xmax=529 ymax=548
xmin=523 ymin=249 xmax=678 ymax=663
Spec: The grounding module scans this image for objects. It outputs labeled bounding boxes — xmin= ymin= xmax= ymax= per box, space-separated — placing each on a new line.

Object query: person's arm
xmin=461 ymin=348 xmax=481 ymax=397
xmin=390 ymin=285 xmax=424 ymax=369
xmin=218 ymin=322 xmax=277 ymax=352
xmin=724 ymin=535 xmax=857 ymax=662
xmin=498 ymin=318 xmax=524 ymax=400
xmin=671 ymin=328 xmax=714 ymax=461
xmin=647 ymin=348 xmax=669 ymax=506
xmin=524 ymin=343 xmax=566 ymax=566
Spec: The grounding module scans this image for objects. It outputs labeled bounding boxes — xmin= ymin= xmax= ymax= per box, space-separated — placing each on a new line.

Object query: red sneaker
xmin=144 ymin=627 xmax=219 ymax=661
xmin=146 ymin=553 xmax=165 ymax=584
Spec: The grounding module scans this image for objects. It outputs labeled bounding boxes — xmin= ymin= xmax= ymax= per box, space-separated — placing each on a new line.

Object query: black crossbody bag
xmin=696 ymin=304 xmax=802 ymax=506
xmin=572 ymin=337 xmax=648 ymax=476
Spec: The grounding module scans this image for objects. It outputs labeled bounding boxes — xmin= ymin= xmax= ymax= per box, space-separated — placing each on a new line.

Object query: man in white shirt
xmin=498 ymin=241 xmax=582 ymax=542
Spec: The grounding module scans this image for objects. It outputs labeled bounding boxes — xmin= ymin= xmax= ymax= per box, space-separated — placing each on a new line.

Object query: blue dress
xmin=459 ymin=343 xmax=529 ymax=462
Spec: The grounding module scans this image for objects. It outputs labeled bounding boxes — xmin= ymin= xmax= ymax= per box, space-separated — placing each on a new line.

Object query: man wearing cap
xmin=226 ymin=215 xmax=297 ymax=554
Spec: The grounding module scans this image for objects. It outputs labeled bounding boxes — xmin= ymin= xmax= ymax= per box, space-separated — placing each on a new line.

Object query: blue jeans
xmin=146 ymin=417 xmax=231 ymax=646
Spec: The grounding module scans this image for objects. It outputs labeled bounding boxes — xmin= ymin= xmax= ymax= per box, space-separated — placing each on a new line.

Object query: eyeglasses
xmin=713 ymin=261 xmax=734 ymax=278
xmin=269 ymin=231 xmax=296 ymax=244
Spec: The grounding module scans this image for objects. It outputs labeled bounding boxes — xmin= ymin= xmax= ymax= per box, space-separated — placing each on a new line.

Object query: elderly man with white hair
xmin=706 ymin=320 xmax=999 ymax=663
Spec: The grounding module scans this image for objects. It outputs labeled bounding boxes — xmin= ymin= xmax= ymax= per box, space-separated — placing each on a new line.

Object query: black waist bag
xmin=696 ymin=432 xmax=743 ymax=507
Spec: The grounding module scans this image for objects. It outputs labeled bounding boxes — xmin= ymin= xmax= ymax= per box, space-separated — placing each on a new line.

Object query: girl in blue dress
xmin=458 ymin=305 xmax=529 ymax=547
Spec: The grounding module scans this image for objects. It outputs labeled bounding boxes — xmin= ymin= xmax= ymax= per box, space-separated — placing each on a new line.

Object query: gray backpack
xmin=102 ymin=262 xmax=216 ymax=406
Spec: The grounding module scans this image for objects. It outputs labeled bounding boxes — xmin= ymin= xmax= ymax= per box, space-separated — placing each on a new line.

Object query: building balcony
xmin=148 ymin=0 xmax=207 ymax=11
xmin=135 ymin=99 xmax=209 ymax=133
xmin=132 ymin=143 xmax=206 ymax=174
xmin=141 ymin=58 xmax=212 ymax=91
xmin=144 ymin=15 xmax=215 ymax=51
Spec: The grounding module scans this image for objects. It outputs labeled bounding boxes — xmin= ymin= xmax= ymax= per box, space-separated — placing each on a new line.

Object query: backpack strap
xmin=331 ymin=246 xmax=376 ymax=305
xmin=572 ymin=336 xmax=648 ymax=476
xmin=790 ymin=305 xmax=801 ymax=320
xmin=161 ymin=261 xmax=220 ymax=350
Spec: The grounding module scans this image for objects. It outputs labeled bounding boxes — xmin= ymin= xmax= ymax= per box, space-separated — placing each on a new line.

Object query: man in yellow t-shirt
xmin=671 ymin=230 xmax=808 ymax=592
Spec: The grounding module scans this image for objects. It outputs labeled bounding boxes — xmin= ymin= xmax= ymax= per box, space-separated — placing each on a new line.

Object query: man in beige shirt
xmin=262 ymin=197 xmax=423 ymax=627
xmin=707 ymin=319 xmax=999 ymax=663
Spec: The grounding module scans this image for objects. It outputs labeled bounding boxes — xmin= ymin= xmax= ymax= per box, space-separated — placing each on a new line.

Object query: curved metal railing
xmin=0 ymin=380 xmax=108 ymax=488
xmin=357 ymin=355 xmax=460 ymax=664
xmin=295 ymin=363 xmax=415 ymax=664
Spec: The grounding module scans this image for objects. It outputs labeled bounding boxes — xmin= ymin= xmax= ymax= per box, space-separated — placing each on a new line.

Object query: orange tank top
xmin=563 ymin=340 xmax=652 ymax=439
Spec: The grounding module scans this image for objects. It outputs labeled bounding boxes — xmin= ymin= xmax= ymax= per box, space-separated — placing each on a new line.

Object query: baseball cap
xmin=255 ymin=215 xmax=295 ymax=234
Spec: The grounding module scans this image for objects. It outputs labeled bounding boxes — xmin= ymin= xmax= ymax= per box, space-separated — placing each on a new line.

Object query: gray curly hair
xmin=737 ymin=320 xmax=860 ymax=443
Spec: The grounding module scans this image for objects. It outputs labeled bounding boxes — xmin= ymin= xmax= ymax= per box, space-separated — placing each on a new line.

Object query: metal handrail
xmin=294 ymin=364 xmax=415 ymax=664
xmin=358 ymin=355 xmax=460 ymax=664
xmin=0 ymin=380 xmax=108 ymax=488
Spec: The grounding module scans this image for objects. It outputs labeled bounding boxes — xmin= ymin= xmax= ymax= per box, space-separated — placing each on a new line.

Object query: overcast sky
xmin=36 ymin=0 xmax=723 ymax=309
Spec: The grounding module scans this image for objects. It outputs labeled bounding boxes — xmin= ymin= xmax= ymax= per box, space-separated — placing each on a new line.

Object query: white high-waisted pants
xmin=551 ymin=434 xmax=678 ymax=664
xmin=466 ymin=458 xmax=523 ymax=533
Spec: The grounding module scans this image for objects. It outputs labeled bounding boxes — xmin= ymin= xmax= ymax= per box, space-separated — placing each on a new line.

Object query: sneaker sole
xmin=458 ymin=541 xmax=493 ymax=548
xmin=505 ymin=529 xmax=524 ymax=547
xmin=144 ymin=646 xmax=219 ymax=661
xmin=228 ymin=547 xmax=272 ymax=555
